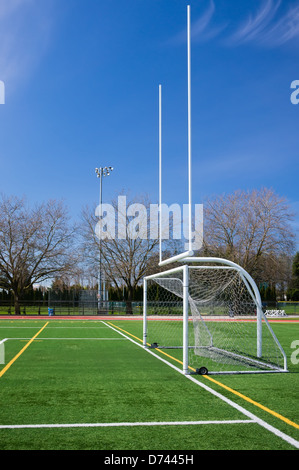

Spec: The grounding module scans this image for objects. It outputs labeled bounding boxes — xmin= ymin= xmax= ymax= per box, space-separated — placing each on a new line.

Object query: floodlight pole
xmin=95 ymin=166 xmax=113 ymax=312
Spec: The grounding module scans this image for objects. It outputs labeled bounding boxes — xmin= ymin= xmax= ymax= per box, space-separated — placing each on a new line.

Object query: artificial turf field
xmin=0 ymin=317 xmax=298 ymax=453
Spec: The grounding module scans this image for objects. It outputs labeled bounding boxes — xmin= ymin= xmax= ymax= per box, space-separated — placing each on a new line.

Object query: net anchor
xmin=196 ymin=367 xmax=209 ymax=375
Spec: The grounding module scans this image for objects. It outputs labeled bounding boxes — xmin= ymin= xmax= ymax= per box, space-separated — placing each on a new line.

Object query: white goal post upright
xmin=143 ymin=264 xmax=190 ymax=375
xmin=143 ymin=5 xmax=288 ymax=375
xmin=158 ymin=5 xmax=194 ymax=266
xmin=187 ymin=3 xmax=192 ymax=259
xmin=182 ymin=264 xmax=189 ymax=375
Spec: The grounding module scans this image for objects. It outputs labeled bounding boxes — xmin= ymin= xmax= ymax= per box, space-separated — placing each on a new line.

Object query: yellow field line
xmin=0 ymin=322 xmax=49 ymax=378
xmin=108 ymin=321 xmax=299 ymax=430
xmin=107 ymin=322 xmax=143 ymax=344
xmin=203 ymin=374 xmax=299 ymax=430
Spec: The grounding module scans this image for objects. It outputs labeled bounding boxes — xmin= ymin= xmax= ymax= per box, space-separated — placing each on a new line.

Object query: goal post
xmin=143 ymin=258 xmax=288 ymax=375
xmin=145 ymin=6 xmax=287 ymax=375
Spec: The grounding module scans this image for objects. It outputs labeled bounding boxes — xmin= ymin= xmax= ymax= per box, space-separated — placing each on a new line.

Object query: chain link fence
xmin=0 ymin=289 xmax=143 ymax=316
xmin=0 ymin=293 xmax=298 ymax=317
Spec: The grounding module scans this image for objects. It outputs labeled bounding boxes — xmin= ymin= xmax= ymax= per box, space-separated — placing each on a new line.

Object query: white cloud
xmin=0 ymin=0 xmax=55 ymax=90
xmin=227 ymin=0 xmax=299 ymax=47
xmin=0 ymin=0 xmax=31 ymax=19
xmin=168 ymin=1 xmax=226 ymax=45
xmin=169 ymin=0 xmax=299 ymax=49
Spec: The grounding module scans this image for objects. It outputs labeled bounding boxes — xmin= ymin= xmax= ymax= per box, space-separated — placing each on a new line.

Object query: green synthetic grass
xmin=0 ymin=319 xmax=298 ymax=450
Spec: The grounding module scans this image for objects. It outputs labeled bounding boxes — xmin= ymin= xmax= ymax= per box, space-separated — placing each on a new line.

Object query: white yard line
xmin=0 ymin=419 xmax=254 ymax=430
xmin=2 ymin=337 xmax=126 ymax=340
xmin=0 ymin=326 xmax=110 ymax=329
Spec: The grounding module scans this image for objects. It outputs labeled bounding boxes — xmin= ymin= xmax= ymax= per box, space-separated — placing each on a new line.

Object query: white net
xmin=144 ymin=266 xmax=286 ymax=374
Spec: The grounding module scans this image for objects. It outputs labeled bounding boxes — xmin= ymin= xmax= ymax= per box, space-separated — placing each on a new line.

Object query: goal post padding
xmin=143 ymin=262 xmax=287 ymax=375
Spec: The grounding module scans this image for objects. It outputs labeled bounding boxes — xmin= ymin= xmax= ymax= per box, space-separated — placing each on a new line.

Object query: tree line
xmin=0 ymin=188 xmax=298 ymax=314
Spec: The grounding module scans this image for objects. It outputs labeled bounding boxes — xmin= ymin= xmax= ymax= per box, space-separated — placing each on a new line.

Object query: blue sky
xmin=0 ymin=0 xmax=298 ymax=243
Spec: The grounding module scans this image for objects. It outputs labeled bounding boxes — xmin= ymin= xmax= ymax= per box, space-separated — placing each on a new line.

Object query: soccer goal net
xmin=143 ymin=260 xmax=287 ymax=375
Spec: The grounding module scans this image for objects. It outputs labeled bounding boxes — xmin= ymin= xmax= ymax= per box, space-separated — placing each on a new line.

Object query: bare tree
xmin=80 ymin=194 xmax=159 ymax=312
xmin=201 ymin=187 xmax=296 ymax=284
xmin=0 ymin=194 xmax=77 ymax=314
xmin=286 ymin=252 xmax=299 ymax=300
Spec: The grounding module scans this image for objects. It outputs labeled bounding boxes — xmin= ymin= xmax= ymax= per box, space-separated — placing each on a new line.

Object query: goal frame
xmin=146 ymin=6 xmax=287 ymax=375
xmin=143 ymin=257 xmax=288 ymax=375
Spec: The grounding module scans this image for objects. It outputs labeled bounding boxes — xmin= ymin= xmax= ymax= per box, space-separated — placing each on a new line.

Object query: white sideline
xmin=0 ymin=419 xmax=254 ymax=430
xmin=103 ymin=321 xmax=299 ymax=450
xmin=2 ymin=337 xmax=126 ymax=340
xmin=0 ymin=326 xmax=111 ymax=328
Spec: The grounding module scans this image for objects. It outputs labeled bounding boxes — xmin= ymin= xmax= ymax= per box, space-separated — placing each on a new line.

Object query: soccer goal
xmin=143 ymin=258 xmax=288 ymax=375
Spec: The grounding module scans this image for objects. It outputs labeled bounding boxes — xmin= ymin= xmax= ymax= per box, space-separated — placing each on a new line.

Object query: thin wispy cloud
xmin=168 ymin=1 xmax=226 ymax=45
xmin=169 ymin=0 xmax=299 ymax=49
xmin=0 ymin=0 xmax=55 ymax=90
xmin=261 ymin=2 xmax=299 ymax=46
xmin=191 ymin=1 xmax=226 ymax=42
xmin=228 ymin=0 xmax=280 ymax=44
xmin=228 ymin=0 xmax=299 ymax=47
xmin=0 ymin=0 xmax=29 ymax=19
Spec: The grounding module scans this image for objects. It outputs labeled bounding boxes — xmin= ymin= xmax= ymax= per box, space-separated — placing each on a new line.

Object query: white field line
xmin=0 ymin=321 xmax=125 ymax=341
xmin=0 ymin=419 xmax=254 ymax=430
xmin=0 ymin=326 xmax=110 ymax=328
xmin=3 ymin=338 xmax=126 ymax=340
xmin=103 ymin=321 xmax=299 ymax=450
